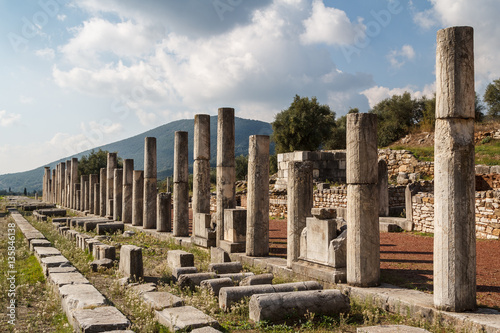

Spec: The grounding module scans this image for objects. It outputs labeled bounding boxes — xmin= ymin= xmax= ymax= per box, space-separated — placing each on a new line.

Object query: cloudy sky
xmin=1 ymin=0 xmax=499 ymax=174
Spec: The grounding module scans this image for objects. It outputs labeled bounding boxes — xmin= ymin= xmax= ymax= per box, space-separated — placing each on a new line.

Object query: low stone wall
xmin=378 ymin=149 xmax=434 ymax=179
xmin=411 ymin=190 xmax=500 ymax=239
xmin=388 ymin=185 xmax=406 ymax=207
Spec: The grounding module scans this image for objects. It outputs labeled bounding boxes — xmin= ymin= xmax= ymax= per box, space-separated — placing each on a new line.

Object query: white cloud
xmin=57 ymin=14 xmax=67 ymax=21
xmin=135 ymin=110 xmax=157 ymax=126
xmin=19 ymin=95 xmax=34 ymax=104
xmin=0 ymin=110 xmax=21 ymax=127
xmin=362 ymin=82 xmax=435 ymax=108
xmin=35 ymin=48 xmax=55 ymax=60
xmin=300 ymin=0 xmax=365 ymax=46
xmin=387 ymin=44 xmax=415 ymax=69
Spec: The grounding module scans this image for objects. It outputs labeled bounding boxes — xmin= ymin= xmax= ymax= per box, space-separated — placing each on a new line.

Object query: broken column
xmin=132 ymin=170 xmax=144 ymax=227
xmin=246 ymin=135 xmax=270 ymax=257
xmin=143 ymin=137 xmax=157 ymax=229
xmin=287 ymin=161 xmax=313 ymax=268
xmin=346 ymin=112 xmax=379 ymax=287
xmin=71 ymin=158 xmax=78 ymax=209
xmin=106 ymin=153 xmax=118 ymax=217
xmin=378 ymin=159 xmax=389 ymax=217
xmin=74 ymin=184 xmax=81 ymax=210
xmin=216 ymin=108 xmax=236 ymax=246
xmin=113 ymin=169 xmax=123 ymax=221
xmin=99 ymin=167 xmax=107 ymax=217
xmin=157 ymin=192 xmax=172 ymax=232
xmin=434 ymin=26 xmax=476 ymax=312
xmin=122 ymin=159 xmax=134 ymax=224
xmin=192 ymin=114 xmax=214 ymax=247
xmin=173 ymin=131 xmax=189 ymax=237
xmin=44 ymin=167 xmax=50 ymax=202
xmin=89 ymin=174 xmax=98 ymax=215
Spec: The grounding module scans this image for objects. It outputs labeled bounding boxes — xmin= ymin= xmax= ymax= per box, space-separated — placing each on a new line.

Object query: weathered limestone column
xmin=52 ymin=169 xmax=56 ymax=203
xmin=70 ymin=158 xmax=78 ymax=209
xmin=346 ymin=113 xmax=379 ymax=287
xmin=434 ymin=26 xmax=476 ymax=312
xmin=55 ymin=163 xmax=60 ymax=204
xmin=113 ymin=169 xmax=123 ymax=221
xmin=60 ymin=162 xmax=66 ymax=206
xmin=122 ymin=159 xmax=134 ymax=224
xmin=99 ymin=168 xmax=107 ymax=217
xmin=81 ymin=175 xmax=89 ymax=211
xmin=132 ymin=170 xmax=144 ymax=226
xmin=193 ymin=114 xmax=211 ymax=214
xmin=173 ymin=131 xmax=189 ymax=237
xmin=106 ymin=153 xmax=118 ymax=217
xmin=287 ymin=161 xmax=313 ymax=268
xmin=143 ymin=137 xmax=157 ymax=229
xmin=84 ymin=178 xmax=89 ymax=212
xmin=89 ymin=174 xmax=98 ymax=215
xmin=94 ymin=183 xmax=100 ymax=215
xmin=43 ymin=167 xmax=50 ymax=202
xmin=157 ymin=192 xmax=172 ymax=232
xmin=216 ymin=107 xmax=236 ymax=246
xmin=74 ymin=183 xmax=80 ymax=210
xmin=378 ymin=159 xmax=389 ymax=217
xmin=65 ymin=159 xmax=71 ymax=207
xmin=246 ymin=135 xmax=270 ymax=257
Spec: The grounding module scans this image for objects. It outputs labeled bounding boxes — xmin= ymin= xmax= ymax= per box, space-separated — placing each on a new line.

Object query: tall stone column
xmin=61 ymin=162 xmax=66 ymax=206
xmin=173 ymin=131 xmax=189 ymax=237
xmin=193 ymin=114 xmax=211 ymax=214
xmin=122 ymin=159 xmax=134 ymax=224
xmin=157 ymin=192 xmax=172 ymax=232
xmin=106 ymin=153 xmax=118 ymax=217
xmin=216 ymin=107 xmax=236 ymax=246
xmin=65 ymin=159 xmax=71 ymax=207
xmin=52 ymin=169 xmax=56 ymax=203
xmin=434 ymin=26 xmax=476 ymax=312
xmin=113 ymin=169 xmax=123 ymax=220
xmin=287 ymin=161 xmax=313 ymax=268
xmin=89 ymin=174 xmax=98 ymax=215
xmin=99 ymin=168 xmax=107 ymax=217
xmin=94 ymin=183 xmax=100 ymax=215
xmin=132 ymin=170 xmax=144 ymax=226
xmin=44 ymin=167 xmax=50 ymax=202
xmin=346 ymin=113 xmax=379 ymax=287
xmin=143 ymin=137 xmax=157 ymax=229
xmin=81 ymin=175 xmax=89 ymax=211
xmin=55 ymin=164 xmax=60 ymax=204
xmin=378 ymin=159 xmax=389 ymax=217
xmin=74 ymin=183 xmax=80 ymax=210
xmin=70 ymin=158 xmax=78 ymax=209
xmin=246 ymin=135 xmax=270 ymax=257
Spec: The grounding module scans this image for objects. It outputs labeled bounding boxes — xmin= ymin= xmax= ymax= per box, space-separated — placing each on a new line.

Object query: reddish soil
xmin=268 ymin=219 xmax=500 ymax=309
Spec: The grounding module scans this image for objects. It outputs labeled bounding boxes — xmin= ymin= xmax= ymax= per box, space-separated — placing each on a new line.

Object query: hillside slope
xmin=0 ymin=116 xmax=274 ymax=192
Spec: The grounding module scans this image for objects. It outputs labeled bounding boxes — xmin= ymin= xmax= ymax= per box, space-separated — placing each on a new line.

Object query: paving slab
xmin=155 ymin=306 xmax=218 ymax=332
xmin=29 ymin=239 xmax=51 ymax=251
xmin=47 ymin=266 xmax=78 ymax=274
xmin=130 ymin=282 xmax=157 ymax=295
xmin=142 ymin=291 xmax=184 ymax=310
xmin=72 ymin=306 xmax=130 ymax=333
xmin=357 ymin=325 xmax=430 ymax=332
xmin=49 ymin=272 xmax=90 ymax=287
xmin=34 ymin=246 xmax=62 ymax=259
xmin=40 ymin=255 xmax=70 ymax=274
xmin=191 ymin=327 xmax=223 ymax=333
xmin=59 ymin=283 xmax=108 ymax=313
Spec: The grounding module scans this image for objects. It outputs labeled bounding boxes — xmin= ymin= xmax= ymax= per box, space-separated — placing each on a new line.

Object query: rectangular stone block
xmin=34 ymin=246 xmax=62 ymax=259
xmin=72 ymin=306 xmax=130 ymax=333
xmin=142 ymin=291 xmax=184 ymax=310
xmin=49 ymin=272 xmax=90 ymax=287
xmin=29 ymin=239 xmax=51 ymax=251
xmin=208 ymin=262 xmax=243 ymax=274
xmin=304 ymin=217 xmax=337 ymax=264
xmin=156 ymin=306 xmax=219 ymax=332
xmin=119 ymin=245 xmax=143 ymax=281
xmin=167 ymin=250 xmax=194 ymax=269
xmin=59 ymin=283 xmax=107 ymax=313
xmin=224 ymin=209 xmax=246 ymax=243
xmin=97 ymin=222 xmax=124 ymax=235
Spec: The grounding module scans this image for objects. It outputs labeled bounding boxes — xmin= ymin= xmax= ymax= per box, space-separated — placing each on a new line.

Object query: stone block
xmin=155 ymin=306 xmax=219 ymax=332
xmin=178 ymin=273 xmax=217 ymax=289
xmin=41 ymin=255 xmax=70 ymax=274
xmin=93 ymin=244 xmax=116 ymax=261
xmin=476 ymin=164 xmax=491 ymax=174
xmin=90 ymin=259 xmax=114 ymax=272
xmin=208 ymin=262 xmax=243 ymax=274
xmin=210 ymin=247 xmax=231 ymax=263
xmin=304 ymin=217 xmax=337 ymax=264
xmin=49 ymin=272 xmax=90 ymax=287
xmin=34 ymin=246 xmax=61 ymax=259
xmin=59 ymin=283 xmax=107 ymax=313
xmin=84 ymin=220 xmax=109 ymax=232
xmin=379 ymin=222 xmax=402 ymax=233
xmin=142 ymin=291 xmax=184 ymax=310
xmin=167 ymin=250 xmax=195 ymax=269
xmin=84 ymin=239 xmax=102 ymax=253
xmin=193 ymin=213 xmax=211 ymax=238
xmin=130 ymin=282 xmax=157 ymax=295
xmin=239 ymin=273 xmax=274 ymax=286
xmin=191 ymin=327 xmax=223 ymax=333
xmin=48 ymin=266 xmax=77 ymax=275
xmin=72 ymin=306 xmax=130 ymax=333
xmin=217 ymin=272 xmax=254 ymax=284
xmin=172 ymin=267 xmax=198 ymax=281
xmin=97 ymin=222 xmax=124 ymax=235
xmin=249 ymin=289 xmax=350 ymax=322
xmin=223 ymin=209 xmax=247 ymax=243
xmin=200 ymin=277 xmax=234 ymax=296
xmin=119 ymin=245 xmax=143 ymax=281
xmin=328 ymin=229 xmax=347 ymax=268
xmin=357 ymin=325 xmax=431 ymax=333
xmin=311 ymin=208 xmax=336 ymax=219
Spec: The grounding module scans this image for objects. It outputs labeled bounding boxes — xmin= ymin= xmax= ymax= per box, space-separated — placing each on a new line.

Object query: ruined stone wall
xmin=377 ymin=149 xmax=434 ymax=179
xmin=411 ymin=190 xmax=500 ymax=240
xmin=388 ymin=185 xmax=406 ymax=207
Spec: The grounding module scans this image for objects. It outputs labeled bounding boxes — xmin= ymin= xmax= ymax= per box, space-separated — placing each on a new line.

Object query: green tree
xmin=23 ymin=188 xmax=27 ymax=196
xmin=484 ymin=79 xmax=500 ymax=118
xmin=370 ymin=92 xmax=424 ymax=147
xmin=420 ymin=95 xmax=436 ymax=131
xmin=325 ymin=108 xmax=359 ymax=150
xmin=78 ymin=149 xmax=122 ymax=176
xmin=235 ymin=155 xmax=248 ymax=181
xmin=272 ymin=95 xmax=336 ymax=154
xmin=475 ymin=92 xmax=485 ymax=122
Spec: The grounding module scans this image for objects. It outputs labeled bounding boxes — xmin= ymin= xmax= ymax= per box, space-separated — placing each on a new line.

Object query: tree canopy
xmin=272 ymin=95 xmax=336 ymax=154
xmin=484 ymin=79 xmax=500 ymax=118
xmin=78 ymin=149 xmax=122 ymax=176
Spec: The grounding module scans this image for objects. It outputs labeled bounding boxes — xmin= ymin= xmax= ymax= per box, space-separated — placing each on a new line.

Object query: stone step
xmin=34 ymin=246 xmax=62 ymax=259
xmin=142 ymin=291 xmax=184 ymax=310
xmin=72 ymin=306 xmax=131 ymax=333
xmin=155 ymin=305 xmax=218 ymax=332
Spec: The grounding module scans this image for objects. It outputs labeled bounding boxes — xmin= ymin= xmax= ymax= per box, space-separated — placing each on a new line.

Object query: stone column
xmin=84 ymin=179 xmax=89 ymax=212
xmin=99 ymin=168 xmax=107 ymax=217
xmin=378 ymin=159 xmax=389 ymax=217
xmin=434 ymin=26 xmax=476 ymax=312
xmin=94 ymin=183 xmax=100 ymax=215
xmin=89 ymin=174 xmax=98 ymax=215
xmin=65 ymin=159 xmax=71 ymax=207
xmin=173 ymin=131 xmax=189 ymax=237
xmin=71 ymin=158 xmax=78 ymax=209
xmin=132 ymin=170 xmax=144 ymax=226
xmin=44 ymin=167 xmax=50 ymax=202
xmin=81 ymin=175 xmax=89 ymax=211
xmin=287 ymin=161 xmax=313 ymax=268
xmin=216 ymin=107 xmax=236 ymax=246
xmin=143 ymin=137 xmax=157 ymax=229
xmin=74 ymin=183 xmax=81 ymax=210
xmin=346 ymin=113 xmax=379 ymax=287
xmin=193 ymin=114 xmax=211 ymax=214
xmin=246 ymin=135 xmax=270 ymax=257
xmin=122 ymin=159 xmax=134 ymax=224
xmin=106 ymin=153 xmax=118 ymax=217
xmin=55 ymin=163 xmax=60 ymax=204
xmin=76 ymin=189 xmax=81 ymax=211
xmin=113 ymin=169 xmax=123 ymax=221
xmin=157 ymin=192 xmax=172 ymax=232
xmin=52 ymin=169 xmax=56 ymax=203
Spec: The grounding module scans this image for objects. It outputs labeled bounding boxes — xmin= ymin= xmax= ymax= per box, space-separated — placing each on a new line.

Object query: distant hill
xmin=0 ymin=116 xmax=274 ymax=193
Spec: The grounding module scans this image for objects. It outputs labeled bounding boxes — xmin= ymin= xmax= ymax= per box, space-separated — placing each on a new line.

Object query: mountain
xmin=0 ymin=116 xmax=274 ymax=193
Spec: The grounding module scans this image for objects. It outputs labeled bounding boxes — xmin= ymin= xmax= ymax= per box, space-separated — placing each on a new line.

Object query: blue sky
xmin=1 ymin=0 xmax=499 ymax=174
